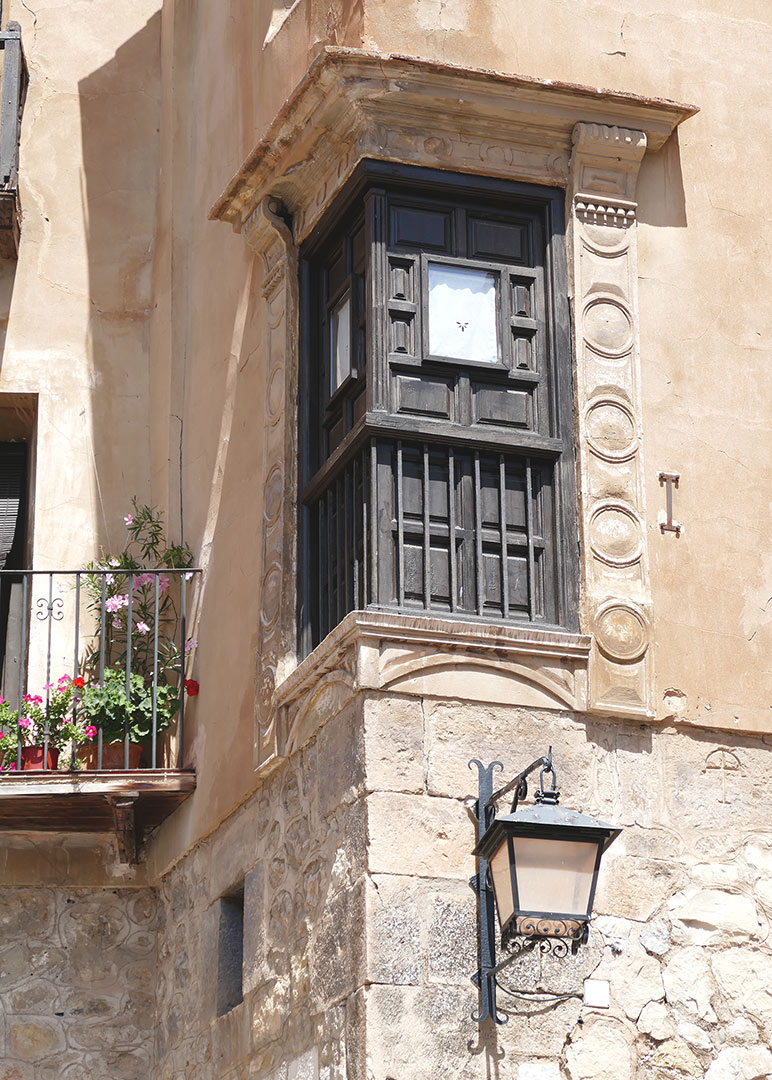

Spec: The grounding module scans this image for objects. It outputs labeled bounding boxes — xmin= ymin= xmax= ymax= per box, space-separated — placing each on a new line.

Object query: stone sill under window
xmin=273 ymin=610 xmax=592 ymax=764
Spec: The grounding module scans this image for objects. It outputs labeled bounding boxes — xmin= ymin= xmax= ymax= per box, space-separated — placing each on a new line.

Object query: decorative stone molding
xmin=246 ymin=198 xmax=299 ymax=771
xmin=274 ymin=611 xmax=592 ymax=760
xmin=569 ymin=122 xmax=653 ymax=717
xmin=211 ymin=49 xmax=696 ymax=244
xmin=212 ymin=52 xmax=696 ymax=769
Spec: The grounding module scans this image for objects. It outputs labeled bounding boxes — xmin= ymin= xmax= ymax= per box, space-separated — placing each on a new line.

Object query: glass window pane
xmin=489 ymin=839 xmax=515 ymax=928
xmin=330 ymin=292 xmax=351 ymax=393
xmin=513 ymin=836 xmax=598 ymax=917
xmin=428 ymin=264 xmax=498 ymax=363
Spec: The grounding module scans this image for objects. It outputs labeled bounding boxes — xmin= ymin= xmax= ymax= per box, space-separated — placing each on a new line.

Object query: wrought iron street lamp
xmin=470 ymin=749 xmax=621 ymax=1023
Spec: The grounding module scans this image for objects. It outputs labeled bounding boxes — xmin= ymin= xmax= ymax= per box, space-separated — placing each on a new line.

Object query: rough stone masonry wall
xmin=153 ymin=689 xmax=772 ymax=1080
xmin=0 ymin=884 xmax=157 ymax=1079
xmin=155 ymin=697 xmax=368 ymax=1080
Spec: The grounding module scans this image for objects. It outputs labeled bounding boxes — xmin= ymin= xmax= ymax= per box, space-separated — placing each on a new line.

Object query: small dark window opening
xmin=217 ymin=885 xmax=244 ymax=1015
xmin=298 ymin=161 xmax=577 ymax=657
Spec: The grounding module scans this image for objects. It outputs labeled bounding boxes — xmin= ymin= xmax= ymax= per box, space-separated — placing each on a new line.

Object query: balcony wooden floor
xmin=0 ymin=769 xmax=196 ymax=861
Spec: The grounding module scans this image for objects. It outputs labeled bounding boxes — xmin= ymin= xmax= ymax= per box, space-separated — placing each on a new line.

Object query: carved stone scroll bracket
xmin=108 ymin=795 xmax=138 ymax=864
xmin=569 ymin=122 xmax=654 ymax=718
xmin=246 ymin=197 xmax=300 ymax=774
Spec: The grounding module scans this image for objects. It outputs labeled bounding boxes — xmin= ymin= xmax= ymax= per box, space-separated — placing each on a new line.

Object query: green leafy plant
xmin=78 ymin=500 xmax=198 ymax=750
xmin=79 ymin=667 xmax=181 ymax=744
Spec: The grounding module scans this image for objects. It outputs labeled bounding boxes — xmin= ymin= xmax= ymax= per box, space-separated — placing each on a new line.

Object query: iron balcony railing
xmin=0 ymin=568 xmax=200 ymax=773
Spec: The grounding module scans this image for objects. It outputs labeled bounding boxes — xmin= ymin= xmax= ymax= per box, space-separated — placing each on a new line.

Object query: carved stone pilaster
xmin=246 ymin=199 xmax=299 ymax=772
xmin=569 ymin=123 xmax=653 ymax=717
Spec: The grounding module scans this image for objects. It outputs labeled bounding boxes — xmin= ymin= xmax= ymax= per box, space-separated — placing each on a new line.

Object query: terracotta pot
xmin=22 ymin=745 xmax=60 ymax=771
xmin=78 ymin=741 xmax=142 ymax=770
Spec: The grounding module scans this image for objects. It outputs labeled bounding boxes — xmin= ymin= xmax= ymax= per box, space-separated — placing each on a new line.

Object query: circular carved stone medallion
xmin=585 ymin=398 xmax=637 ymax=461
xmin=261 ymin=564 xmax=282 ymax=629
xmin=263 ymin=464 xmax=283 ymax=525
xmin=595 ymin=602 xmax=648 ymax=662
xmin=266 ymin=363 xmax=284 ymax=423
xmin=589 ymin=502 xmax=643 ymax=566
xmin=583 ymin=298 xmax=633 ymax=357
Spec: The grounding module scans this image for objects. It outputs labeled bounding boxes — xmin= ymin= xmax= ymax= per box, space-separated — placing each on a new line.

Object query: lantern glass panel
xmin=513 ymin=836 xmax=598 ymax=917
xmin=489 ymin=837 xmax=515 ymax=926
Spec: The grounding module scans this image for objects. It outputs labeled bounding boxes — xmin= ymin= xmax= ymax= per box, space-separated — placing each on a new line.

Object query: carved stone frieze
xmin=569 ymin=122 xmax=653 ymax=717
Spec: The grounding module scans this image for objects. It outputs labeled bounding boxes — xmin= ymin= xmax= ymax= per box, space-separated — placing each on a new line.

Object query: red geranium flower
xmin=72 ymin=677 xmax=85 ymax=689
xmin=184 ymin=679 xmax=199 ymax=697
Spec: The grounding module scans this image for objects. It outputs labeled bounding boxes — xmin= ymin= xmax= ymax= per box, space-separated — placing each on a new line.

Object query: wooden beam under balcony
xmin=0 ymin=770 xmax=195 ymax=861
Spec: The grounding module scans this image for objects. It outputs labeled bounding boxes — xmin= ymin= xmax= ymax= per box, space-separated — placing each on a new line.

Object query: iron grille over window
xmin=298 ymin=162 xmax=577 ymax=656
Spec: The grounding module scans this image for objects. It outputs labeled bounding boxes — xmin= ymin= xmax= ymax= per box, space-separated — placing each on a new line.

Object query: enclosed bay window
xmin=298 ymin=162 xmax=577 ymax=656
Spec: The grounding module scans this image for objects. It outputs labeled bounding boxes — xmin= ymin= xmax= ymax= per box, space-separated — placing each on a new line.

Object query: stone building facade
xmin=0 ymin=2 xmax=771 ymax=1079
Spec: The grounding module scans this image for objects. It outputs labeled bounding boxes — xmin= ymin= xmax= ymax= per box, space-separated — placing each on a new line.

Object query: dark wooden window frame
xmin=298 ymin=160 xmax=578 ymax=657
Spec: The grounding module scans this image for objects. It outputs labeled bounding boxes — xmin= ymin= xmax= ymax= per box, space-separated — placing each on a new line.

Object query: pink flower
xmin=105 ymin=594 xmax=129 ymax=613
xmin=84 ymin=725 xmax=97 ymax=740
xmin=136 ymin=621 xmax=150 ymax=635
xmin=124 ymin=514 xmax=134 ymax=526
xmin=44 ymin=682 xmax=54 ymax=691
xmin=108 ymin=558 xmax=120 ymax=567
xmin=133 ymin=573 xmax=155 ymax=589
xmin=7 ymin=762 xmax=15 ymax=771
xmin=105 ymin=574 xmax=114 ymax=585
xmin=158 ymin=576 xmax=170 ymax=593
xmin=184 ymin=639 xmax=198 ymax=654
xmin=184 ymin=571 xmax=194 ymax=581
xmin=18 ymin=717 xmax=31 ymax=729
xmin=23 ymin=694 xmax=42 ymax=706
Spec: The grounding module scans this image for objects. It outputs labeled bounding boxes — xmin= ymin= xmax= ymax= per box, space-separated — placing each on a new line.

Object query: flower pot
xmin=78 ymin=741 xmax=142 ymax=770
xmin=22 ymin=746 xmax=60 ymax=771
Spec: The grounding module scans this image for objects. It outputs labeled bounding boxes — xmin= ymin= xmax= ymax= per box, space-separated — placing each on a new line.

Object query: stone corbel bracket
xmin=569 ymin=123 xmax=653 ymax=717
xmin=211 ymin=50 xmax=697 ymax=769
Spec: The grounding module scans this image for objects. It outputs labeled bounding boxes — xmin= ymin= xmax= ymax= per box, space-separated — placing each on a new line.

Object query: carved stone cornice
xmin=210 ymin=48 xmax=697 ymax=243
xmin=273 ymin=611 xmax=592 ymax=761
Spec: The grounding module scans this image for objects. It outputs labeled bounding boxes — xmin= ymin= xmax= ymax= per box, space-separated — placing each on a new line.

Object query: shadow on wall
xmin=77 ymin=11 xmax=162 ymax=550
xmin=636 ymin=128 xmax=688 ymax=229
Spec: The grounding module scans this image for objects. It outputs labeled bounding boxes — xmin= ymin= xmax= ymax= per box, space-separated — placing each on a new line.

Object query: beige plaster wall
xmin=143 ymin=0 xmax=772 ymax=868
xmin=0 ymin=0 xmax=162 ymax=557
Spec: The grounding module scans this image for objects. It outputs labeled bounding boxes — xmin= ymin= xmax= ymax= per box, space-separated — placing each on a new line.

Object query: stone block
xmin=287 ymin=1048 xmax=319 ymax=1080
xmin=518 ymin=1065 xmax=561 ymax=1080
xmin=662 ymin=947 xmax=717 ymax=1023
xmin=640 ymin=918 xmax=671 ymax=956
xmin=565 ymin=1017 xmax=636 ymax=1080
xmin=638 ymin=1001 xmax=675 ymax=1041
xmin=427 ymin=884 xmax=477 ymax=984
xmin=367 ymin=792 xmax=472 ymax=879
xmin=363 ymin=696 xmax=424 ymax=794
xmin=669 ymin=888 xmax=761 ymax=945
xmin=593 ymin=851 xmax=684 ymax=922
xmin=651 ymin=1040 xmax=702 ymax=1076
xmin=592 ymin=940 xmax=664 ymax=1021
xmin=309 ymin=877 xmax=366 ymax=1009
xmin=8 ymin=1020 xmax=65 ymax=1061
xmin=677 ymin=1021 xmax=712 ymax=1051
xmin=243 ymin=865 xmax=266 ymax=997
xmin=0 ymin=1065 xmax=34 ymax=1080
xmin=712 ymin=947 xmax=772 ymax=1041
xmin=314 ymin=699 xmax=365 ymax=820
xmin=365 ymin=875 xmax=422 ymax=985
